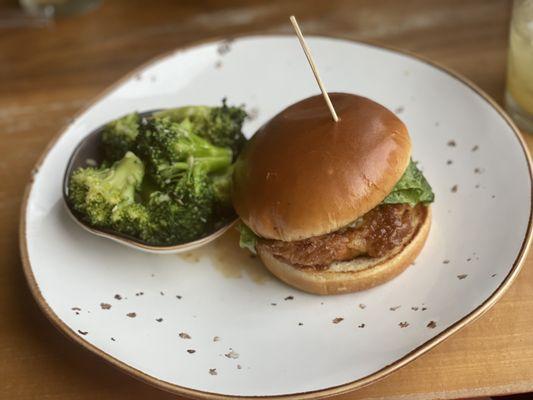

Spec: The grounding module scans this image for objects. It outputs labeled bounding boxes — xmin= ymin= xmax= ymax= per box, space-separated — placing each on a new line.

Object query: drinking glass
xmin=506 ymin=0 xmax=533 ymax=133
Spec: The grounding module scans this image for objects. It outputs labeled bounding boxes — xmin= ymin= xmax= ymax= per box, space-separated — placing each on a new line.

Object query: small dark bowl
xmin=62 ymin=111 xmax=237 ymax=254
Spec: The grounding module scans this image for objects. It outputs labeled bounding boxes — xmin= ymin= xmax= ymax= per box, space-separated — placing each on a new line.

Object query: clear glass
xmin=506 ymin=0 xmax=533 ymax=133
xmin=19 ymin=0 xmax=101 ymax=18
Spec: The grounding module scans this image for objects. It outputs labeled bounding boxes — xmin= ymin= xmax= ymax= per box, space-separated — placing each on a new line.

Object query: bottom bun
xmin=257 ymin=206 xmax=431 ymax=295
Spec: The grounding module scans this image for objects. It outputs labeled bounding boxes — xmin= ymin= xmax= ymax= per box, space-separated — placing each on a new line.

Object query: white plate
xmin=20 ymin=35 xmax=532 ymax=399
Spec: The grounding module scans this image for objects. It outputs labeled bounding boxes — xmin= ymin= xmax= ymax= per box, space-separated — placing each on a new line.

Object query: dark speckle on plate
xmin=187 ymin=349 xmax=196 ymax=354
xmin=114 ymin=294 xmax=122 ymax=300
xmin=427 ymin=321 xmax=437 ymax=329
xmin=298 ymin=322 xmax=304 ymax=326
xmin=179 ymin=332 xmax=191 ymax=339
xmin=332 ymin=317 xmax=344 ymax=324
xmin=446 ymin=159 xmax=453 ymax=165
xmin=135 ymin=292 xmax=144 ymax=296
xmin=110 ymin=337 xmax=116 ymax=341
xmin=284 ymin=296 xmax=294 ymax=301
xmin=209 ymin=368 xmax=217 ymax=376
xmin=156 ymin=318 xmax=163 ymax=322
xmin=389 ymin=305 xmax=401 ymax=311
xmin=451 ymin=185 xmax=458 ymax=193
xmin=126 ymin=312 xmax=137 ymax=318
xmin=176 ymin=295 xmax=182 ymax=299
xmin=78 ymin=330 xmax=88 ymax=335
xmin=394 ymin=106 xmax=404 ymax=114
xmin=358 ymin=303 xmax=366 ymax=309
xmin=217 ymin=40 xmax=232 ymax=56
xmin=213 ymin=336 xmax=221 ymax=342
xmin=472 ymin=145 xmax=479 ymax=152
xmin=225 ymin=350 xmax=239 ymax=359
xmin=457 ymin=274 xmax=468 ymax=280
xmin=399 ymin=321 xmax=410 ymax=328
xmin=358 ymin=323 xmax=366 ymax=328
xmin=100 ymin=303 xmax=111 ymax=310
xmin=447 ymin=140 xmax=456 ymax=147
xmin=443 ymin=259 xmax=450 ymax=264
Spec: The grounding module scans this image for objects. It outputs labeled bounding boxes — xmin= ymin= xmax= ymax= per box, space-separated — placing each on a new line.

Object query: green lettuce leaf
xmin=237 ymin=223 xmax=258 ymax=254
xmin=382 ymin=159 xmax=434 ymax=206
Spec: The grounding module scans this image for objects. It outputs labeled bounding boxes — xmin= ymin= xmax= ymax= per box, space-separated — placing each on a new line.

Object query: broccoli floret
xmin=154 ymin=105 xmax=211 ymax=122
xmin=153 ymin=99 xmax=247 ymax=156
xmin=145 ymin=189 xmax=213 ymax=244
xmin=136 ymin=116 xmax=232 ymax=188
xmin=211 ymin=165 xmax=233 ymax=207
xmin=101 ymin=113 xmax=141 ymax=162
xmin=110 ymin=202 xmax=151 ymax=239
xmin=141 ymin=161 xmax=236 ymax=244
xmin=68 ymin=151 xmax=145 ymax=227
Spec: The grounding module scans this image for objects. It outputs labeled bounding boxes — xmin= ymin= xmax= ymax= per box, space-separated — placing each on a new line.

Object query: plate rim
xmin=18 ymin=33 xmax=533 ymax=400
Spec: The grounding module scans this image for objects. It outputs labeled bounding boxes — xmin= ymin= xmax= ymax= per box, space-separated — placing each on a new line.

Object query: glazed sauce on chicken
xmin=257 ymin=204 xmax=425 ymax=269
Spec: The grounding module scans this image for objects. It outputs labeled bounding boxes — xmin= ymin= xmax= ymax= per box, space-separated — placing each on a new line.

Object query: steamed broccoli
xmin=68 ymin=151 xmax=145 ymax=227
xmin=153 ymin=99 xmax=247 ymax=155
xmin=144 ymin=188 xmax=213 ymax=244
xmin=68 ymin=101 xmax=245 ymax=246
xmin=110 ymin=202 xmax=151 ymax=239
xmin=211 ymin=165 xmax=233 ymax=208
xmin=132 ymin=115 xmax=237 ymax=244
xmin=101 ymin=113 xmax=141 ymax=162
xmin=136 ymin=116 xmax=232 ymax=188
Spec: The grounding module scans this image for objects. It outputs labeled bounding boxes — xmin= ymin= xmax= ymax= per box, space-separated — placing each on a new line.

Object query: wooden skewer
xmin=289 ymin=15 xmax=339 ymax=122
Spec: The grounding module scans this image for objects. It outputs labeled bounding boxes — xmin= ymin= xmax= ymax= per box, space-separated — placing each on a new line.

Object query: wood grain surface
xmin=1 ymin=0 xmax=531 ymax=399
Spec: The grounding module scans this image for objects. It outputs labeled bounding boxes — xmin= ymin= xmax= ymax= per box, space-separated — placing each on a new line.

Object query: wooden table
xmin=1 ymin=0 xmax=532 ymax=399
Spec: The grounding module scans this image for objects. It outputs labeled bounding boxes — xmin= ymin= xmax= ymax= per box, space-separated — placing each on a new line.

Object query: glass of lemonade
xmin=506 ymin=0 xmax=533 ymax=133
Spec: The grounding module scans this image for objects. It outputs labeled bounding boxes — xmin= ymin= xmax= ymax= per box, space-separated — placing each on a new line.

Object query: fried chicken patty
xmin=257 ymin=204 xmax=425 ymax=269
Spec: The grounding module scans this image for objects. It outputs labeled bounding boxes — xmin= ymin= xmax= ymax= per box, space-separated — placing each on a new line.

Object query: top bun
xmin=232 ymin=93 xmax=411 ymax=241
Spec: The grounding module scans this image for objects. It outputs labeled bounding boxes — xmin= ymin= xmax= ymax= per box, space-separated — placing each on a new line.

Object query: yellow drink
xmin=506 ymin=0 xmax=533 ymax=132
